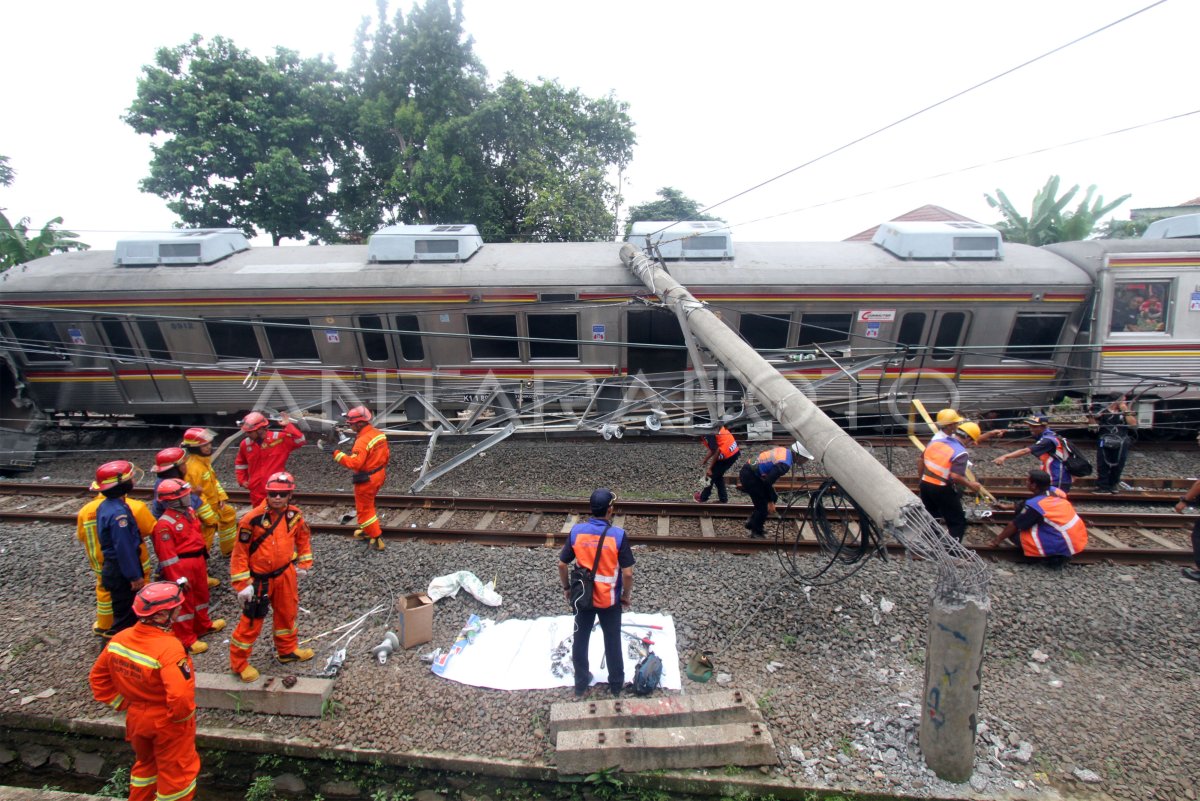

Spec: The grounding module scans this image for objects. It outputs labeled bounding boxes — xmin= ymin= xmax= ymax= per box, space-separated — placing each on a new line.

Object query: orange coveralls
xmin=183 ymin=452 xmax=237 ymax=556
xmin=150 ymin=507 xmax=214 ymax=648
xmin=234 ymin=422 xmax=306 ymax=506
xmin=333 ymin=424 xmax=389 ymax=539
xmin=229 ymin=504 xmax=314 ymax=672
xmin=76 ymin=495 xmax=154 ymax=632
xmin=89 ymin=623 xmax=199 ymax=801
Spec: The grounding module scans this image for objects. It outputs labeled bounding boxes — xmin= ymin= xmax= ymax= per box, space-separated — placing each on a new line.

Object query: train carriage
xmin=1 ymin=221 xmax=1198 ymax=469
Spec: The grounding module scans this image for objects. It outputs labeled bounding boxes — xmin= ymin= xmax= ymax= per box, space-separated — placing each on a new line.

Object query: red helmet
xmin=132 ymin=581 xmax=185 ymax=618
xmin=151 ymin=447 xmax=187 ymax=473
xmin=156 ymin=478 xmax=191 ymax=503
xmin=181 ymin=427 xmax=216 ymax=447
xmin=240 ymin=411 xmax=269 ymax=433
xmin=90 ymin=460 xmax=136 ymax=492
xmin=345 ymin=406 xmax=372 ymax=424
xmin=264 ymin=471 xmax=296 ymax=494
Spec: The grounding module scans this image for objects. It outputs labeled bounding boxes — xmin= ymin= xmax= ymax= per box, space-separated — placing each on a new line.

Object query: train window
xmin=931 ymin=312 xmax=966 ymax=360
xmin=262 ymin=318 xmax=319 ymax=360
xmin=796 ymin=313 xmax=851 ymax=347
xmin=467 ymin=315 xmax=518 ymax=359
xmin=100 ymin=320 xmax=137 ymax=362
xmin=528 ymin=314 xmax=578 ymax=359
xmin=1005 ymin=315 xmax=1066 ymax=360
xmin=358 ymin=315 xmax=389 ymax=362
xmin=1111 ymin=280 xmax=1170 ymax=333
xmin=739 ymin=313 xmax=790 ymax=351
xmin=136 ymin=321 xmax=172 ymax=361
xmin=205 ymin=319 xmax=262 ymax=361
xmin=5 ymin=320 xmax=69 ymax=362
xmin=394 ymin=314 xmax=425 ymax=361
xmin=897 ymin=313 xmax=926 ymax=360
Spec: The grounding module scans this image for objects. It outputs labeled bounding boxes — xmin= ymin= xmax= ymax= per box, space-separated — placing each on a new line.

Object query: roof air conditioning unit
xmin=626 ymin=221 xmax=734 ymax=260
xmin=114 ymin=229 xmax=250 ymax=266
xmin=873 ymin=221 xmax=1002 ymax=260
xmin=368 ymin=224 xmax=483 ymax=263
xmin=1142 ymin=213 xmax=1200 ymax=239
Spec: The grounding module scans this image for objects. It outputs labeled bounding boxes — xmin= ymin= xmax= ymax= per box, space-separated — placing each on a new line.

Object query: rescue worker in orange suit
xmin=558 ymin=488 xmax=635 ymax=697
xmin=149 ymin=448 xmax=202 ymax=518
xmin=229 ymin=471 xmax=314 ymax=683
xmin=918 ymin=421 xmax=986 ymax=543
xmin=89 ymin=581 xmax=199 ymax=801
xmin=234 ymin=410 xmax=306 ymax=507
xmin=151 ymin=479 xmax=226 ymax=655
xmin=737 ymin=444 xmax=798 ymax=538
xmin=181 ymin=427 xmax=238 ymax=584
xmin=693 ymin=426 xmax=740 ymax=504
xmin=95 ymin=461 xmax=158 ymax=635
xmin=993 ymin=415 xmax=1073 ymax=494
xmin=78 ymin=464 xmax=155 ymax=637
xmin=988 ymin=469 xmax=1088 ymax=568
xmin=333 ymin=406 xmax=390 ymax=551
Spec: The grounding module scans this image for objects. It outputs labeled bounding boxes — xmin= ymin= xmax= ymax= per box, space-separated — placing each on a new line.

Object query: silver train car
xmin=0 ymin=221 xmax=1197 ymax=469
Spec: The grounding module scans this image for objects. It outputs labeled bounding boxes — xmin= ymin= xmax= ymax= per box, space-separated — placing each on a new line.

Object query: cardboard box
xmin=396 ymin=593 xmax=433 ymax=649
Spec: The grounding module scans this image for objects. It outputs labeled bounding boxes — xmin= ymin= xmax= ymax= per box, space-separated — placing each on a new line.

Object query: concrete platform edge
xmin=0 ymin=711 xmax=1065 ymax=801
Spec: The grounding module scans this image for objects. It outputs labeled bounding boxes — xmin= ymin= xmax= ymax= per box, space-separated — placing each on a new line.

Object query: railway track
xmin=1 ymin=481 xmax=1193 ymax=565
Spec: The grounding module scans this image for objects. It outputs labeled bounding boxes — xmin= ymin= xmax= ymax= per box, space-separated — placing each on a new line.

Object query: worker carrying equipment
xmin=89 ymin=581 xmax=200 ymax=801
xmin=228 ymin=471 xmax=315 ymax=683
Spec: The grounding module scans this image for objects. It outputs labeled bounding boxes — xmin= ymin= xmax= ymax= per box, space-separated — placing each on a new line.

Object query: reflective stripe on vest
xmin=921 ymin=439 xmax=964 ymax=486
xmin=1020 ymin=491 xmax=1087 ymax=557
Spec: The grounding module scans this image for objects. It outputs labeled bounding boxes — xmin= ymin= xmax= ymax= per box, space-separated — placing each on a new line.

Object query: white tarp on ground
xmin=430 ymin=612 xmax=681 ymax=691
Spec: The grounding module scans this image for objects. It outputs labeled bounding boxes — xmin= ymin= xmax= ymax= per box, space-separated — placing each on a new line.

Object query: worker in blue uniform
xmin=737 ymin=444 xmax=801 ymax=538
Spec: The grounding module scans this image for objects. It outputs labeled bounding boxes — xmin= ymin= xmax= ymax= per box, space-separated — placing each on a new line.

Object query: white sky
xmin=1 ymin=0 xmax=1196 ymax=249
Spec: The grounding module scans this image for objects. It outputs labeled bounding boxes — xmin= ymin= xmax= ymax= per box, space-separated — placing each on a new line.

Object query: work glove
xmin=296 ymin=569 xmax=309 ymax=578
xmin=237 ymin=586 xmax=254 ymax=603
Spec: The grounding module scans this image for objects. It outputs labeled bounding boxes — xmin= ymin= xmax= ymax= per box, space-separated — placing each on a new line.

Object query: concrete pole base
xmin=919 ymin=595 xmax=989 ymax=783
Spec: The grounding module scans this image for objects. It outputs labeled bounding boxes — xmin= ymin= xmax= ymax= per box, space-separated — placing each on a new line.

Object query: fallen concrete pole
xmin=620 ymin=243 xmax=989 ymax=782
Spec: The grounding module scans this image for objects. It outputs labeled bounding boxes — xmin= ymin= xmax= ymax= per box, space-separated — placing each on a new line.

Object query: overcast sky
xmin=2 ymin=0 xmax=1195 ymax=249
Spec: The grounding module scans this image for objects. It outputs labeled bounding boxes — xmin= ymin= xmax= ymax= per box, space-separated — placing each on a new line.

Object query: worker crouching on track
xmin=918 ymin=419 xmax=985 ymax=543
xmin=229 ymin=471 xmax=314 ymax=683
xmin=181 ymin=427 xmax=238 ymax=579
xmin=235 ymin=410 xmax=306 ymax=507
xmin=78 ymin=462 xmax=155 ymax=637
xmin=151 ymin=479 xmax=226 ymax=655
xmin=89 ymin=581 xmax=200 ymax=801
xmin=558 ymin=488 xmax=634 ymax=697
xmin=95 ymin=461 xmax=159 ymax=636
xmin=333 ymin=406 xmax=390 ymax=551
xmin=693 ymin=425 xmax=740 ymax=504
xmin=987 ymin=469 xmax=1087 ymax=568
xmin=737 ymin=444 xmax=799 ymax=538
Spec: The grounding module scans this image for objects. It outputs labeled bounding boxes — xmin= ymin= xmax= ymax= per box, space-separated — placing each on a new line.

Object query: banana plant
xmin=985 ymin=175 xmax=1129 ymax=245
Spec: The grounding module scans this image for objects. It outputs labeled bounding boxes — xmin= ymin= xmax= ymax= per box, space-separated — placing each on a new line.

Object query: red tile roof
xmin=845 ymin=205 xmax=978 ymax=242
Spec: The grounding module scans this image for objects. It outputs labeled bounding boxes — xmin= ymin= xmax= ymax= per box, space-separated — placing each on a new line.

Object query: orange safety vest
xmin=713 ymin=427 xmax=739 ymax=460
xmin=1019 ymin=489 xmax=1088 ymax=558
xmin=570 ymin=522 xmax=626 ymax=609
xmin=921 ymin=438 xmax=966 ymax=486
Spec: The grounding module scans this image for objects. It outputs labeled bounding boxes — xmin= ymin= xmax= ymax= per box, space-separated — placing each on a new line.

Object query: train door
xmin=889 ymin=310 xmax=970 ymax=412
xmin=97 ymin=317 xmax=194 ymax=404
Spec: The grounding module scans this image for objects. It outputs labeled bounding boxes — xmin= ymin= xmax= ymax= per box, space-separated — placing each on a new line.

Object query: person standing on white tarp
xmin=557 ymin=488 xmax=634 ymax=697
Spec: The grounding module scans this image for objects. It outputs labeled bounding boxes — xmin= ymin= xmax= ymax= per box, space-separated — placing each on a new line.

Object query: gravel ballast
xmin=1 ymin=429 xmax=1198 ymax=800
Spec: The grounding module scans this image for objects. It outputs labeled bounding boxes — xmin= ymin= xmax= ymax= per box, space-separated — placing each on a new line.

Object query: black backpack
xmin=633 ymin=653 xmax=663 ymax=696
xmin=1060 ymin=436 xmax=1093 ymax=478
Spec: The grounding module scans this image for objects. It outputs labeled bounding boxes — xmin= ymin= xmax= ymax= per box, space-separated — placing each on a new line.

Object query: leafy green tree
xmin=625 ymin=187 xmax=717 ymax=235
xmin=985 ymin=175 xmax=1130 ymax=245
xmin=0 ymin=155 xmax=89 ymax=270
xmin=341 ymin=0 xmax=634 ymax=241
xmin=1095 ymin=216 xmax=1155 ymax=239
xmin=125 ymin=36 xmax=352 ymax=245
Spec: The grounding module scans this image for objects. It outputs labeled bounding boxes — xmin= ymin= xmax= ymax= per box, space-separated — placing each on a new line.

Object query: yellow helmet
xmin=935 ymin=408 xmax=964 ymax=426
xmin=956 ymin=421 xmax=981 ymax=443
